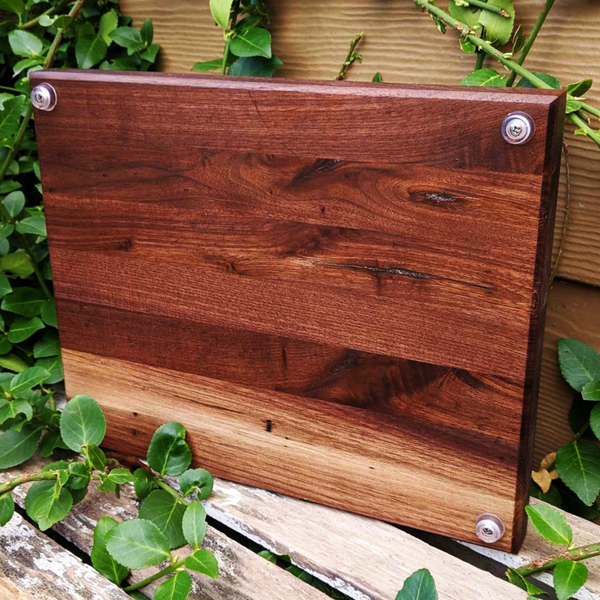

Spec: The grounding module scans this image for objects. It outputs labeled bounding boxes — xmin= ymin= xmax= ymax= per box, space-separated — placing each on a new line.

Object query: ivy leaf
xmin=180 ymin=468 xmax=214 ymax=499
xmin=460 ymin=68 xmax=508 ymax=87
xmin=105 ymin=518 xmax=171 ymax=570
xmin=16 ymin=214 xmax=47 ymax=237
xmin=76 ymin=35 xmax=108 ymax=69
xmin=147 ymin=422 xmax=192 ymax=477
xmin=525 ymin=504 xmax=572 ymax=546
xmin=91 ymin=516 xmax=130 ymax=585
xmin=3 ymin=190 xmax=25 ymax=218
xmin=0 ymin=493 xmax=14 ymax=526
xmin=192 ymin=58 xmax=223 ymax=72
xmin=9 ymin=365 xmax=49 ymax=393
xmin=184 ymin=548 xmax=219 ymax=579
xmin=60 ymin=395 xmax=107 ymax=452
xmin=25 ymin=480 xmax=73 ymax=530
xmin=583 ymin=380 xmax=600 ymax=401
xmin=1 ymin=287 xmax=47 ymax=317
xmin=228 ymin=55 xmax=282 ymax=78
xmin=478 ymin=0 xmax=515 ymax=46
xmin=139 ymin=490 xmax=186 ymax=549
xmin=558 ymin=339 xmax=600 ymax=392
xmin=230 ymin=28 xmax=272 ymax=59
xmin=556 ymin=441 xmax=600 ymax=506
xmin=517 ymin=72 xmax=561 ymax=90
xmin=155 ymin=570 xmax=192 ymax=600
xmin=98 ymin=9 xmax=119 ymax=45
xmin=0 ymin=95 xmax=25 ymax=139
xmin=8 ymin=30 xmax=44 ymax=58
xmin=182 ymin=500 xmax=207 ymax=549
xmin=133 ymin=468 xmax=155 ymax=499
xmin=553 ymin=559 xmax=588 ymax=600
xmin=395 ymin=568 xmax=438 ymax=600
xmin=210 ymin=0 xmax=234 ymax=30
xmin=567 ymin=79 xmax=593 ymax=98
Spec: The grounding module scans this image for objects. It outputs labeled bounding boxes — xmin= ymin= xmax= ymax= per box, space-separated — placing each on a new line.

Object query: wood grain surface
xmin=120 ymin=0 xmax=600 ymax=287
xmin=31 ymin=70 xmax=564 ymax=551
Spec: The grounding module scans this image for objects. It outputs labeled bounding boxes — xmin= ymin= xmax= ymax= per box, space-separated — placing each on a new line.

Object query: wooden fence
xmin=121 ymin=0 xmax=600 ymax=462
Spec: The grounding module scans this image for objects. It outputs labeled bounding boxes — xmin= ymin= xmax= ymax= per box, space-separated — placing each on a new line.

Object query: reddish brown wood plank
xmin=31 ymin=70 xmax=565 ymax=552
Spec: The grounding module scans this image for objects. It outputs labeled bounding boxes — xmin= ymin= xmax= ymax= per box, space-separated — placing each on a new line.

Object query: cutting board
xmin=31 ymin=70 xmax=565 ymax=551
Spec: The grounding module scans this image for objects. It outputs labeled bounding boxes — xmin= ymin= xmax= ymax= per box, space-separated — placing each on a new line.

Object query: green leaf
xmin=9 ymin=365 xmax=49 ymax=393
xmin=258 ymin=550 xmax=278 ymax=563
xmin=105 ymin=518 xmax=171 ymax=570
xmin=91 ymin=516 xmax=130 ymax=585
xmin=478 ymin=0 xmax=515 ymax=45
xmin=460 ymin=68 xmax=508 ymax=87
xmin=525 ymin=504 xmax=572 ymax=546
xmin=39 ymin=430 xmax=67 ymax=458
xmin=184 ymin=548 xmax=219 ymax=579
xmin=16 ymin=214 xmax=46 ymax=237
xmin=0 ymin=0 xmax=24 ymax=16
xmin=141 ymin=19 xmax=154 ymax=46
xmin=517 ymin=72 xmax=561 ymax=90
xmin=109 ymin=27 xmax=144 ymax=53
xmin=3 ymin=190 xmax=25 ymax=218
xmin=553 ymin=559 xmax=588 ymax=600
xmin=139 ymin=489 xmax=186 ymax=549
xmin=192 ymin=58 xmax=223 ymax=72
xmin=0 ymin=274 xmax=12 ymax=298
xmin=448 ymin=0 xmax=481 ymax=26
xmin=87 ymin=444 xmax=106 ymax=471
xmin=556 ymin=440 xmax=600 ymax=505
xmin=140 ymin=43 xmax=160 ymax=63
xmin=180 ymin=468 xmax=214 ymax=499
xmin=372 ymin=72 xmax=383 ymax=83
xmin=99 ymin=9 xmax=119 ymax=45
xmin=228 ymin=55 xmax=282 ymax=78
xmin=7 ymin=316 xmax=44 ymax=343
xmin=36 ymin=355 xmax=63 ymax=385
xmin=25 ymin=480 xmax=72 ymax=530
xmin=0 ymin=493 xmax=14 ymax=526
xmin=76 ymin=35 xmax=108 ymax=69
xmin=0 ymin=425 xmax=42 ymax=469
xmin=505 ymin=568 xmax=547 ymax=596
xmin=395 ymin=568 xmax=437 ymax=600
xmin=8 ymin=30 xmax=44 ymax=58
xmin=133 ymin=468 xmax=155 ymax=499
xmin=34 ymin=330 xmax=60 ymax=359
xmin=567 ymin=79 xmax=593 ymax=98
xmin=590 ymin=404 xmax=600 ymax=441
xmin=558 ymin=339 xmax=600 ymax=392
xmin=67 ymin=462 xmax=90 ymax=490
xmin=230 ymin=28 xmax=272 ymax=59
xmin=41 ymin=299 xmax=57 ymax=328
xmin=0 ymin=336 xmax=11 ymax=355
xmin=0 ymin=96 xmax=25 ymax=139
xmin=0 ymin=353 xmax=29 ymax=373
xmin=147 ymin=422 xmax=192 ymax=477
xmin=0 ymin=253 xmax=34 ymax=277
xmin=155 ymin=570 xmax=192 ymax=600
xmin=60 ymin=395 xmax=106 ymax=452
xmin=210 ymin=0 xmax=234 ymax=29
xmin=0 ymin=399 xmax=32 ymax=424
xmin=107 ymin=468 xmax=134 ymax=485
xmin=182 ymin=500 xmax=207 ymax=548
xmin=566 ymin=96 xmax=584 ymax=115
xmin=583 ymin=380 xmax=600 ymax=401
xmin=1 ymin=287 xmax=46 ymax=317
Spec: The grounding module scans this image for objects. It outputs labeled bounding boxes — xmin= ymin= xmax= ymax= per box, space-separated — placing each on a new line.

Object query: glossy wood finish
xmin=31 ymin=70 xmax=565 ymax=551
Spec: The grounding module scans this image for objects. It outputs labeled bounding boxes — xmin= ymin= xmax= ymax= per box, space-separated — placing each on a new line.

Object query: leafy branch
xmin=335 ymin=32 xmax=365 ymax=81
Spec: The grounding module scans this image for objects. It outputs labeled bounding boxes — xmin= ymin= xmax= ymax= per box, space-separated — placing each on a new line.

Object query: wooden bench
xmin=1 ymin=455 xmax=599 ymax=600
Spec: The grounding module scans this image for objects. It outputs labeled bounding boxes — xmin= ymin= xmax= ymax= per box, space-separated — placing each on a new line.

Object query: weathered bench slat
xmin=1 ymin=457 xmax=329 ymax=600
xmin=0 ymin=511 xmax=131 ymax=600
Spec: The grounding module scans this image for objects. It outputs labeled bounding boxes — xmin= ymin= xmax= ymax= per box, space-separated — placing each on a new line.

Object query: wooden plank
xmin=0 ymin=457 xmax=330 ymax=600
xmin=534 ymin=279 xmax=600 ymax=464
xmin=31 ymin=69 xmax=564 ymax=551
xmin=0 ymin=511 xmax=131 ymax=600
xmin=121 ymin=0 xmax=600 ymax=287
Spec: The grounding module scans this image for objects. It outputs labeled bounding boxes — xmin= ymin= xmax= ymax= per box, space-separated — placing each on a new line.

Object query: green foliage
xmin=553 ymin=559 xmax=588 ymax=600
xmin=139 ymin=489 xmax=187 ymax=549
xmin=0 ymin=424 xmax=41 ymax=467
xmin=395 ymin=568 xmax=438 ymax=600
xmin=556 ymin=441 xmax=600 ymax=506
xmin=0 ymin=492 xmax=14 ymax=526
xmin=460 ymin=68 xmax=508 ymax=87
xmin=505 ymin=568 xmax=546 ymax=597
xmin=91 ymin=516 xmax=130 ymax=586
xmin=25 ymin=480 xmax=73 ymax=531
xmin=182 ymin=500 xmax=207 ymax=549
xmin=558 ymin=339 xmax=600 ymax=393
xmin=147 ymin=422 xmax=192 ymax=477
xmin=477 ymin=0 xmax=515 ymax=45
xmin=59 ymin=394 xmax=106 ymax=452
xmin=155 ymin=570 xmax=193 ymax=600
xmin=524 ymin=504 xmax=572 ymax=546
xmin=184 ymin=548 xmax=219 ymax=579
xmin=180 ymin=468 xmax=214 ymax=499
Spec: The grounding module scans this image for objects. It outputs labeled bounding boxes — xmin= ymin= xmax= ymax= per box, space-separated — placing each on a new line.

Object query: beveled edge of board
xmin=31 ymin=69 xmax=564 ymax=107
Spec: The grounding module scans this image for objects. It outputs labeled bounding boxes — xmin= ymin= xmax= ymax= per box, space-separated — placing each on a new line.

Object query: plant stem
xmin=581 ymin=102 xmax=600 ymax=120
xmin=475 ymin=50 xmax=485 ymax=71
xmin=463 ymin=0 xmax=510 ymax=17
xmin=221 ymin=39 xmax=231 ymax=76
xmin=156 ymin=478 xmax=189 ymax=505
xmin=335 ymin=32 xmax=365 ymax=81
xmin=123 ymin=560 xmax=184 ymax=592
xmin=221 ymin=0 xmax=241 ymax=76
xmin=517 ymin=542 xmax=600 ymax=577
xmin=506 ymin=0 xmax=556 ymax=87
xmin=0 ymin=470 xmax=59 ymax=495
